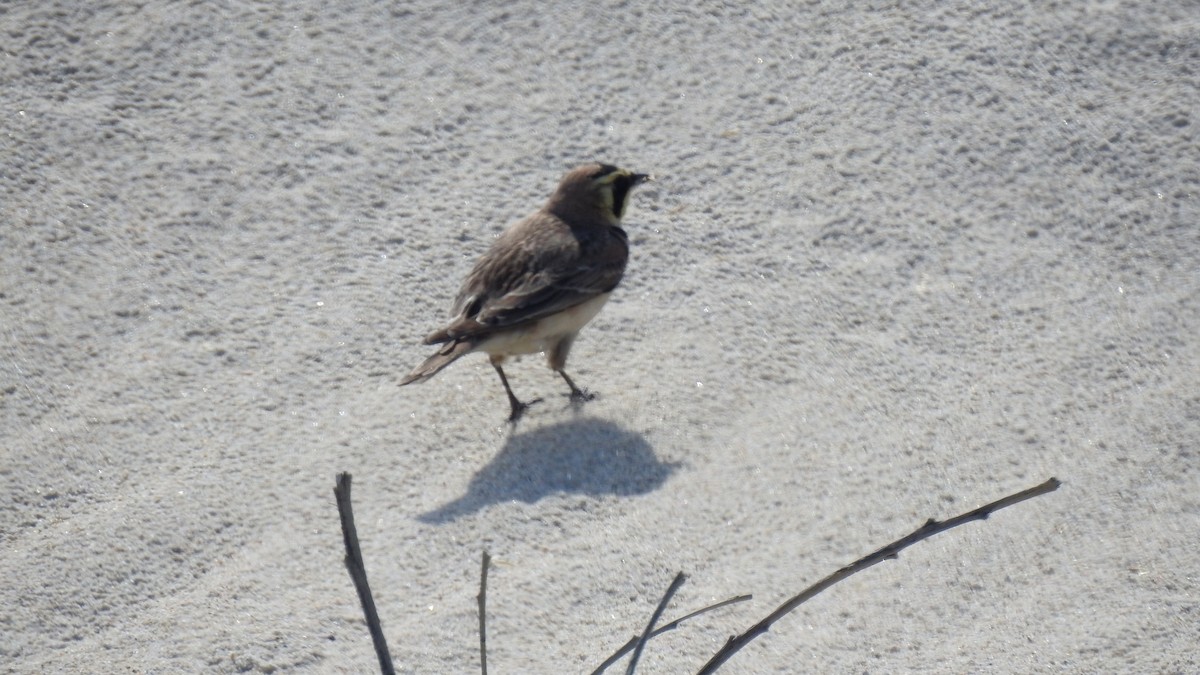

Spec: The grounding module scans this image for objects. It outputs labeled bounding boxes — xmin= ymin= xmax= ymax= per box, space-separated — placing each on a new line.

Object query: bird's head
xmin=548 ymin=163 xmax=652 ymax=226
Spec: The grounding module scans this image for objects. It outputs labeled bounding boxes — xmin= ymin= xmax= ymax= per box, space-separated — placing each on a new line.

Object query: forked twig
xmin=696 ymin=477 xmax=1062 ymax=673
xmin=334 ymin=473 xmax=395 ymax=675
xmin=591 ymin=594 xmax=753 ymax=674
xmin=625 ymin=572 xmax=687 ymax=675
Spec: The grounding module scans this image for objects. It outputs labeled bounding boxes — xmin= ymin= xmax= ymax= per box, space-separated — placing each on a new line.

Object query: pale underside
xmin=472 ymin=292 xmax=611 ymax=363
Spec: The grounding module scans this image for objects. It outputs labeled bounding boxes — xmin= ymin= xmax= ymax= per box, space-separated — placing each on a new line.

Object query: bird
xmin=400 ymin=163 xmax=651 ymax=422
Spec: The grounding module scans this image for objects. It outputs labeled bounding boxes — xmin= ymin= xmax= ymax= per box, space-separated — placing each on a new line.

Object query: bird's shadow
xmin=418 ymin=417 xmax=677 ymax=524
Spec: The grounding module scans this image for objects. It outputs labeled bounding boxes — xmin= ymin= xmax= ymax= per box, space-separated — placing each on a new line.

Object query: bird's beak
xmin=632 ymin=173 xmax=653 ymax=185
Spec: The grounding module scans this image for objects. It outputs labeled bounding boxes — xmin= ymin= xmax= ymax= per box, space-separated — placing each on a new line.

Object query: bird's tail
xmin=399 ymin=340 xmax=475 ymax=385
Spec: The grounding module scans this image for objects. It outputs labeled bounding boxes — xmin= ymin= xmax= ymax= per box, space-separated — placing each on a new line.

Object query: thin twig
xmin=624 ymin=572 xmax=687 ymax=675
xmin=591 ymin=594 xmax=753 ymax=674
xmin=334 ymin=473 xmax=395 ymax=675
xmin=696 ymin=477 xmax=1062 ymax=674
xmin=478 ymin=551 xmax=491 ymax=675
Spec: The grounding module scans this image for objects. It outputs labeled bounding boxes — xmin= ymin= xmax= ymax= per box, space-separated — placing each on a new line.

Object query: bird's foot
xmin=557 ymin=370 xmax=596 ymax=406
xmin=507 ymin=397 xmax=543 ymax=424
xmin=568 ymin=388 xmax=597 ymax=405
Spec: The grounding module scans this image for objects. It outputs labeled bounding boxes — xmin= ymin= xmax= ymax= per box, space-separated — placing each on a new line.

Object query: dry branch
xmin=695 ymin=477 xmax=1062 ymax=673
xmin=478 ymin=551 xmax=491 ymax=675
xmin=625 ymin=572 xmax=687 ymax=675
xmin=334 ymin=473 xmax=395 ymax=675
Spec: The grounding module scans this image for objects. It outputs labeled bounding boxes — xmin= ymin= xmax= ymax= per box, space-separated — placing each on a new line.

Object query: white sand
xmin=3 ymin=2 xmax=1198 ymax=672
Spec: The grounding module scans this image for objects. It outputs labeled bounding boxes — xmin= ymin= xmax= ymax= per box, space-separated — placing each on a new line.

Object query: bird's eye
xmin=464 ymin=295 xmax=484 ymax=318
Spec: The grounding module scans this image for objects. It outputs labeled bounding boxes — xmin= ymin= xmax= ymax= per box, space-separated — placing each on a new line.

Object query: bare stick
xmin=591 ymin=594 xmax=753 ymax=674
xmin=696 ymin=477 xmax=1062 ymax=674
xmin=478 ymin=551 xmax=491 ymax=675
xmin=622 ymin=572 xmax=687 ymax=675
xmin=334 ymin=473 xmax=395 ymax=675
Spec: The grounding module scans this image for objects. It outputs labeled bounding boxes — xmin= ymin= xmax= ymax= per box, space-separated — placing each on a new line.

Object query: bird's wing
xmin=425 ymin=227 xmax=627 ymax=344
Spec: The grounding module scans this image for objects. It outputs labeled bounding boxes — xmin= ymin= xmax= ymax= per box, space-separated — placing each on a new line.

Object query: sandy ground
xmin=3 ymin=1 xmax=1199 ymax=673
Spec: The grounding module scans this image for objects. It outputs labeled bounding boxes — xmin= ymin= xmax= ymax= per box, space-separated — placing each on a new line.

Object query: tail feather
xmin=399 ymin=340 xmax=475 ymax=385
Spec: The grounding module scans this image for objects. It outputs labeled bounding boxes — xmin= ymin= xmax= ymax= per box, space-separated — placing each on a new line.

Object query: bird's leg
xmin=548 ymin=335 xmax=595 ymax=404
xmin=557 ymin=369 xmax=596 ymax=403
xmin=491 ymin=359 xmax=539 ymax=422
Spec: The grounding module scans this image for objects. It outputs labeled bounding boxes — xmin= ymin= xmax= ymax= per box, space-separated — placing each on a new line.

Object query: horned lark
xmin=400 ymin=163 xmax=651 ymax=422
